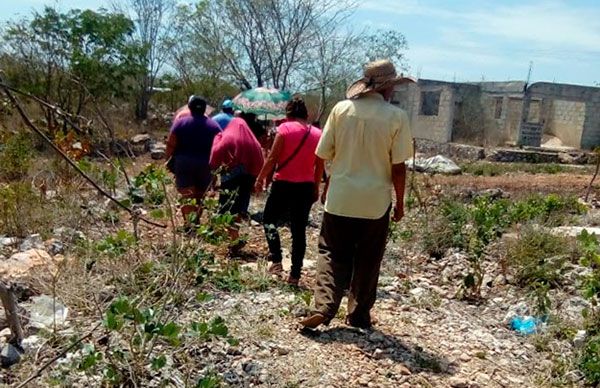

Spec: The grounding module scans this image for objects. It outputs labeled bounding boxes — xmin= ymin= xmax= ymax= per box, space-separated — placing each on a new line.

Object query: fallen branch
xmin=0 ymin=80 xmax=133 ymax=187
xmin=0 ymin=77 xmax=166 ymax=229
xmin=65 ymin=75 xmax=133 ymax=187
xmin=15 ymin=321 xmax=102 ymax=388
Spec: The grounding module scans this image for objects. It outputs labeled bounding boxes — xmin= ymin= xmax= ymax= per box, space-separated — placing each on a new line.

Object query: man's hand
xmin=312 ymin=185 xmax=320 ymax=203
xmin=392 ymin=204 xmax=404 ymax=222
xmin=320 ymin=189 xmax=327 ymax=205
xmin=206 ymin=189 xmax=218 ymax=199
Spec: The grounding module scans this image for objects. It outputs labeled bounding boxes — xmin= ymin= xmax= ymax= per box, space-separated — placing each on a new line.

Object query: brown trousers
xmin=312 ymin=208 xmax=390 ymax=327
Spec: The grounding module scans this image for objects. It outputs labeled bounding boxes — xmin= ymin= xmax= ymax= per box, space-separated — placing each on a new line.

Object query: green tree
xmin=113 ymin=0 xmax=176 ymax=120
xmin=1 ymin=7 xmax=143 ymax=131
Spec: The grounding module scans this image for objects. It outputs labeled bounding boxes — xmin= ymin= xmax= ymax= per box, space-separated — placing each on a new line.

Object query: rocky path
xmin=181 ymin=212 xmax=569 ymax=388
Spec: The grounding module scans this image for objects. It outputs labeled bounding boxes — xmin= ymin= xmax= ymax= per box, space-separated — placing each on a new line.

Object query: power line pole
xmin=526 ymin=61 xmax=533 ymax=85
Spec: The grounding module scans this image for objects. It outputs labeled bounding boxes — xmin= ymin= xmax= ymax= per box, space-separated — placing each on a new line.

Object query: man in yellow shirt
xmin=301 ymin=59 xmax=414 ymax=329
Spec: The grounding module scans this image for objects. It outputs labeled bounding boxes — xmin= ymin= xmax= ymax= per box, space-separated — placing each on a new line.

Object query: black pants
xmin=262 ymin=181 xmax=314 ymax=278
xmin=218 ymin=173 xmax=255 ymax=217
xmin=313 ymin=208 xmax=390 ymax=327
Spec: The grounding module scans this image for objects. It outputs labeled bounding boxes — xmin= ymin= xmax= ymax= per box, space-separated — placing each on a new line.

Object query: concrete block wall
xmin=581 ymin=102 xmax=600 ymax=149
xmin=393 ymin=83 xmax=454 ymax=143
xmin=479 ymin=95 xmax=508 ymax=144
xmin=528 ymin=82 xmax=600 ymax=149
xmin=547 ymin=99 xmax=585 ymax=147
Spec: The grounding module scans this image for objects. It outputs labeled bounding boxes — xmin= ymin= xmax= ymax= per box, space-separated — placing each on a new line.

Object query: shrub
xmin=421 ymin=212 xmax=456 ymax=259
xmin=508 ymin=193 xmax=586 ymax=226
xmin=461 ymin=162 xmax=585 ymax=177
xmin=577 ymin=230 xmax=600 ymax=334
xmin=508 ymin=226 xmax=574 ymax=288
xmin=416 ymin=193 xmax=586 ymax=299
xmin=580 ymin=335 xmax=600 ymax=385
xmin=96 ymin=229 xmax=136 ymax=256
xmin=131 ymin=164 xmax=170 ymax=205
xmin=0 ymin=181 xmax=49 ymax=236
xmin=0 ymin=131 xmax=33 ymax=180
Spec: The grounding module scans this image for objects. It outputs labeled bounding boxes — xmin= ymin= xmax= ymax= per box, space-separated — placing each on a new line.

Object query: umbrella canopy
xmin=232 ymin=87 xmax=292 ymax=119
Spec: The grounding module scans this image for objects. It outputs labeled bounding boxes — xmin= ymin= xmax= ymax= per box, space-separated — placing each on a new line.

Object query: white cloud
xmin=357 ymin=0 xmax=600 ymax=83
xmin=464 ymin=2 xmax=600 ymax=53
xmin=359 ymin=0 xmax=600 ymax=52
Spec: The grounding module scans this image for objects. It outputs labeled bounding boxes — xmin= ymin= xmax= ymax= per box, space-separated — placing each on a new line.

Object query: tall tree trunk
xmin=136 ymin=89 xmax=151 ymax=120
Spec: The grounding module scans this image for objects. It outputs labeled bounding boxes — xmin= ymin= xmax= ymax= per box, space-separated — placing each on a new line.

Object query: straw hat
xmin=346 ymin=59 xmax=415 ymax=99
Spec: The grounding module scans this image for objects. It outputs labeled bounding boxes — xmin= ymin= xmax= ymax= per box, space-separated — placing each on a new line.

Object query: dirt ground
xmin=433 ymin=172 xmax=597 ymax=197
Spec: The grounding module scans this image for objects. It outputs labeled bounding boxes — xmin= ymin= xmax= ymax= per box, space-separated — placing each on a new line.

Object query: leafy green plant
xmin=130 ymin=164 xmax=170 ymax=205
xmin=186 ymin=249 xmax=213 ymax=285
xmin=530 ymin=282 xmax=552 ymax=317
xmin=189 ymin=316 xmax=238 ymax=345
xmin=417 ymin=193 xmax=586 ymax=299
xmin=508 ymin=226 xmax=573 ymax=288
xmin=578 ymin=230 xmax=600 ymax=332
xmin=0 ymin=131 xmax=33 ymax=180
xmin=461 ymin=196 xmax=511 ymax=299
xmin=212 ymin=263 xmax=244 ymax=292
xmin=196 ymin=372 xmax=222 ymax=388
xmin=508 ymin=193 xmax=586 ymax=226
xmin=0 ymin=181 xmax=49 ymax=236
xmin=78 ymin=344 xmax=103 ymax=372
xmin=195 ymin=196 xmax=236 ymax=244
xmin=96 ymin=229 xmax=136 ymax=256
xmin=580 ymin=335 xmax=600 ymax=385
xmin=573 ymin=230 xmax=600 ymax=385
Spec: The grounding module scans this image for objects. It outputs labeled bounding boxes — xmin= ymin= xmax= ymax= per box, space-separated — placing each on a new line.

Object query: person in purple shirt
xmin=166 ymin=95 xmax=222 ymax=228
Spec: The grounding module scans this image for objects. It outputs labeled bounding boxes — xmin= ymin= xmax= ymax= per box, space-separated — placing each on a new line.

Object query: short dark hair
xmin=188 ymin=95 xmax=207 ymax=116
xmin=223 ymin=107 xmax=234 ymax=114
xmin=240 ymin=112 xmax=265 ymax=138
xmin=285 ymin=96 xmax=308 ymax=120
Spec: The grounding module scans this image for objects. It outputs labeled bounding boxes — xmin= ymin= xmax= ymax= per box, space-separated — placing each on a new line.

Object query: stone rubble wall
xmin=415 ymin=138 xmax=594 ymax=164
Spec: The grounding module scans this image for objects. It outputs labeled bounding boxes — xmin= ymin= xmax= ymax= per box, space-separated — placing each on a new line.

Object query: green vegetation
xmin=507 ymin=226 xmax=576 ymax=289
xmin=580 ymin=336 xmax=600 ymax=385
xmin=461 ymin=161 xmax=592 ymax=177
xmin=577 ymin=230 xmax=600 ymax=333
xmin=96 ymin=229 xmax=137 ymax=256
xmin=74 ymin=296 xmax=237 ymax=385
xmin=130 ymin=164 xmax=171 ymax=206
xmin=0 ymin=132 xmax=33 ymax=180
xmin=0 ymin=182 xmax=46 ymax=237
xmin=2 ymin=7 xmax=143 ymax=120
xmin=419 ymin=193 xmax=586 ymax=299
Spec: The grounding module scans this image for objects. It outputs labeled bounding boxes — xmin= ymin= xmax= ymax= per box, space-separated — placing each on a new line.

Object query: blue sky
xmin=3 ymin=0 xmax=600 ymax=86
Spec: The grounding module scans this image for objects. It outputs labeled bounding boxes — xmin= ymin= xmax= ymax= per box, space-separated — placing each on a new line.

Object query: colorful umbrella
xmin=232 ymin=87 xmax=292 ymax=119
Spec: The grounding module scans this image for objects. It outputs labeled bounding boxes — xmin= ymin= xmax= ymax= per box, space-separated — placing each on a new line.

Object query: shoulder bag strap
xmin=275 ymin=125 xmax=312 ymax=173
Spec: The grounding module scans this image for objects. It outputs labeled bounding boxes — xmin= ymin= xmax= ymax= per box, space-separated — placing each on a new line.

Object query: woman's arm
xmin=313 ymin=157 xmax=325 ymax=202
xmin=254 ymin=133 xmax=284 ymax=192
xmin=165 ymin=131 xmax=177 ymax=159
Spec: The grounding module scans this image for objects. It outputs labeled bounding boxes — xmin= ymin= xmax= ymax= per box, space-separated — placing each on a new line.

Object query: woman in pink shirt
xmin=255 ymin=96 xmax=324 ymax=285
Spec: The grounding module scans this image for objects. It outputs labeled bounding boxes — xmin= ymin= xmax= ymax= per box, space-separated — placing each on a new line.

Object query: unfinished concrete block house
xmin=392 ymin=79 xmax=600 ymax=149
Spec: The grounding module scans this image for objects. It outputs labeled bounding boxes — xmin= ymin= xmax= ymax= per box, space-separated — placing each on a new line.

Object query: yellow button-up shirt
xmin=316 ymin=93 xmax=413 ymax=219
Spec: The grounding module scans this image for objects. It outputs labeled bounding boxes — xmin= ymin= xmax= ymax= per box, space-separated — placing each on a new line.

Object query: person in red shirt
xmin=254 ymin=96 xmax=324 ymax=285
xmin=210 ymin=116 xmax=264 ymax=254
